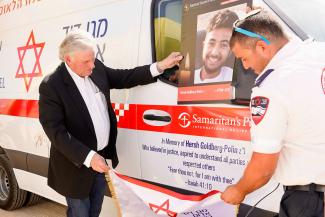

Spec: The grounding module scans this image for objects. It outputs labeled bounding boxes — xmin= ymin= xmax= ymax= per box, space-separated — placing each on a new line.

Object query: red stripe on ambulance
xmin=115 ymin=103 xmax=251 ymax=141
xmin=0 ymin=99 xmax=38 ymax=118
xmin=0 ymin=100 xmax=251 ymax=141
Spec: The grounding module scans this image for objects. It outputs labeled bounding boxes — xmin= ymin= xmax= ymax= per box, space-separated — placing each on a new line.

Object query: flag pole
xmin=105 ymin=171 xmax=123 ymax=217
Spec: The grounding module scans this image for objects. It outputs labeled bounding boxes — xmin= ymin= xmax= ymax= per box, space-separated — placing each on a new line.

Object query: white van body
xmin=0 ymin=0 xmax=308 ymax=216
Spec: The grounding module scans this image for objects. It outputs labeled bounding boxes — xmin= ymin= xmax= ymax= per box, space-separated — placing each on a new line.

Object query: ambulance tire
xmin=24 ymin=192 xmax=43 ymax=206
xmin=0 ymin=154 xmax=27 ymax=210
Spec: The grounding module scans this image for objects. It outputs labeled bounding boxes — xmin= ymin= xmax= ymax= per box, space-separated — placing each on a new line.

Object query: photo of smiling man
xmin=194 ymin=10 xmax=238 ymax=84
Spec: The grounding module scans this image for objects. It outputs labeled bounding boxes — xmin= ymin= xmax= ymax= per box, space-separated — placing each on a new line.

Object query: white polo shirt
xmin=194 ymin=66 xmax=233 ymax=84
xmin=250 ymin=40 xmax=325 ymax=185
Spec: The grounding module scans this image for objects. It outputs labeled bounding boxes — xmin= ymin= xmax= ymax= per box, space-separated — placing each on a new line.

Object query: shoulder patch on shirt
xmin=251 ymin=96 xmax=269 ymax=125
xmin=321 ymin=68 xmax=325 ymax=95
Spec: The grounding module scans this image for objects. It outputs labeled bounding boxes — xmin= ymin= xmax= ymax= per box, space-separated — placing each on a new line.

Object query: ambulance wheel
xmin=24 ymin=192 xmax=43 ymax=206
xmin=0 ymin=154 xmax=27 ymax=210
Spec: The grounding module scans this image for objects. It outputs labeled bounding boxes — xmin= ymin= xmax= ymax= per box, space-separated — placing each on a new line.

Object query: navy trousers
xmin=66 ymin=173 xmax=107 ymax=217
xmin=279 ymin=190 xmax=324 ymax=217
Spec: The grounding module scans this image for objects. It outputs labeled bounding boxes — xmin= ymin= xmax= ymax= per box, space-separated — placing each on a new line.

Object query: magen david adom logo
xmin=178 ymin=112 xmax=191 ymax=128
xmin=16 ymin=31 xmax=45 ymax=92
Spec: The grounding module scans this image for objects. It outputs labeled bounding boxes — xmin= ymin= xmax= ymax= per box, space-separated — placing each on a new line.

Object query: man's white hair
xmin=59 ymin=30 xmax=96 ymax=61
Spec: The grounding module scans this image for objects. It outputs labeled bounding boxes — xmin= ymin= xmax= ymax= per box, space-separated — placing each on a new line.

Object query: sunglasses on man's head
xmin=233 ymin=9 xmax=271 ymax=45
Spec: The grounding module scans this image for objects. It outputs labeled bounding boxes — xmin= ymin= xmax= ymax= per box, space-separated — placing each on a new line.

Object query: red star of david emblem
xmin=16 ymin=30 xmax=45 ymax=91
xmin=149 ymin=199 xmax=177 ymax=217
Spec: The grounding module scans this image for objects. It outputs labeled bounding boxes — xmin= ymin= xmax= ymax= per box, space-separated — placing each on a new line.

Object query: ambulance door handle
xmin=142 ymin=110 xmax=171 ymax=126
xmin=143 ymin=114 xmax=171 ymax=122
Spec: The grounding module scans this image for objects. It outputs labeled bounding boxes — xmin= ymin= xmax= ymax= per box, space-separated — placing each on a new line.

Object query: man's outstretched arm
xmin=221 ymin=152 xmax=279 ymax=205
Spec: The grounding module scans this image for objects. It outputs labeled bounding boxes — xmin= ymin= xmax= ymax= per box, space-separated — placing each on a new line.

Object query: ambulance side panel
xmin=0 ymin=0 xmax=147 ymax=214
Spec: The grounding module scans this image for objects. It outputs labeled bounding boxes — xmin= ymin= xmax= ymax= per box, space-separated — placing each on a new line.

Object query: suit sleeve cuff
xmin=84 ymin=150 xmax=96 ymax=168
xmin=150 ymin=63 xmax=162 ymax=77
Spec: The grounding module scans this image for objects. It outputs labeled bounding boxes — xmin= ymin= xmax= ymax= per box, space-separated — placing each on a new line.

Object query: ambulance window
xmin=153 ymin=0 xmax=182 ymax=86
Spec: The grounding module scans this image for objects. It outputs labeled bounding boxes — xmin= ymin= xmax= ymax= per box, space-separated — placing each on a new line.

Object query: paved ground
xmin=0 ymin=199 xmax=66 ymax=217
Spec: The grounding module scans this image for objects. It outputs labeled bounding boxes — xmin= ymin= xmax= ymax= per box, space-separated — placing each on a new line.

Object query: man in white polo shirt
xmin=221 ymin=10 xmax=325 ymax=217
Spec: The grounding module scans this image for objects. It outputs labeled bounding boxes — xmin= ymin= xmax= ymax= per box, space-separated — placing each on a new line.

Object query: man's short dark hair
xmin=207 ymin=10 xmax=239 ymax=33
xmin=230 ymin=10 xmax=287 ymax=48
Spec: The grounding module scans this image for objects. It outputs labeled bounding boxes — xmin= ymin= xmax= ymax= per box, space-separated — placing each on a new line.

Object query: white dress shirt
xmin=250 ymin=40 xmax=325 ymax=185
xmin=66 ymin=63 xmax=161 ymax=167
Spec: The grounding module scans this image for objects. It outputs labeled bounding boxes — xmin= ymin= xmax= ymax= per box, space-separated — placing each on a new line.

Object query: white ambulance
xmin=0 ymin=0 xmax=323 ymax=216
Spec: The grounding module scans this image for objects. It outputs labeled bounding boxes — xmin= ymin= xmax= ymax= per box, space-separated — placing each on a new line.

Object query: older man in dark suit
xmin=38 ymin=30 xmax=182 ymax=217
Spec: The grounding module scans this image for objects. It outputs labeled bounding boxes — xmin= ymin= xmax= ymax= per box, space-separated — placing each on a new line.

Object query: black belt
xmin=284 ymin=183 xmax=325 ymax=193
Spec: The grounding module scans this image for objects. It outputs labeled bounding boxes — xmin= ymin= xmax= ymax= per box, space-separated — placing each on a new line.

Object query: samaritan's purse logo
xmin=251 ymin=96 xmax=269 ymax=125
xmin=178 ymin=112 xmax=191 ymax=128
xmin=16 ymin=31 xmax=45 ymax=91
